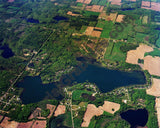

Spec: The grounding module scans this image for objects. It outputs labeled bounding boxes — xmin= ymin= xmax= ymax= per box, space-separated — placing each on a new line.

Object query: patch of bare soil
xmin=17 ymin=121 xmax=34 ymax=128
xmin=109 ymin=0 xmax=122 ymax=5
xmin=86 ymin=5 xmax=104 ymax=12
xmin=126 ymin=44 xmax=153 ymax=64
xmin=147 ymin=78 xmax=160 ymax=96
xmin=54 ymin=105 xmax=66 ymax=117
xmin=116 ymin=15 xmax=125 ymax=22
xmin=141 ymin=1 xmax=160 ymax=11
xmin=46 ymin=104 xmax=56 ymax=118
xmin=81 ymin=104 xmax=103 ymax=127
xmin=85 ymin=27 xmax=94 ymax=35
xmin=32 ymin=120 xmax=47 ymax=128
xmin=81 ymin=101 xmax=120 ymax=127
xmin=76 ymin=0 xmax=91 ymax=4
xmin=28 ymin=107 xmax=42 ymax=119
xmin=0 ymin=117 xmax=19 ymax=128
xmin=143 ymin=56 xmax=160 ymax=76
xmin=98 ymin=101 xmax=120 ymax=114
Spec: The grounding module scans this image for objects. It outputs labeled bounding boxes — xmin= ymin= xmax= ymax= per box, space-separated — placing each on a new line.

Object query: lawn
xmin=104 ymin=41 xmax=126 ymax=62
xmin=100 ymin=21 xmax=114 ymax=38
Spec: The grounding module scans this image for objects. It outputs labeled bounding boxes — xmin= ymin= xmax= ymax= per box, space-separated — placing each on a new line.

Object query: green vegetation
xmin=104 ymin=41 xmax=126 ymax=62
xmin=156 ymin=34 xmax=160 ymax=48
xmin=72 ymin=90 xmax=92 ymax=101
xmin=145 ymin=48 xmax=160 ymax=57
xmin=100 ymin=21 xmax=114 ymax=38
xmin=131 ymin=89 xmax=158 ymax=128
xmin=0 ymin=0 xmax=160 ymax=127
xmin=76 ymin=2 xmax=83 ymax=7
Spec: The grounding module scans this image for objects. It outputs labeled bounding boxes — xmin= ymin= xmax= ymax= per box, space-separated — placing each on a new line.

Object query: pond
xmin=120 ymin=109 xmax=148 ymax=128
xmin=22 ymin=18 xmax=39 ymax=23
xmin=17 ymin=63 xmax=146 ymax=104
xmin=53 ymin=16 xmax=69 ymax=22
xmin=0 ymin=44 xmax=14 ymax=58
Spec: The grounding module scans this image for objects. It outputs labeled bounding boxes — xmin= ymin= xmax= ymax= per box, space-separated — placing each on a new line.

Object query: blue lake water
xmin=120 ymin=109 xmax=148 ymax=128
xmin=17 ymin=64 xmax=146 ymax=104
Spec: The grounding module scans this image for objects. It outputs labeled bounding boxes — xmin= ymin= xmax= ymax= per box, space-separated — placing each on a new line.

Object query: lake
xmin=60 ymin=64 xmax=146 ymax=93
xmin=17 ymin=76 xmax=63 ymax=104
xmin=17 ymin=63 xmax=146 ymax=104
xmin=120 ymin=109 xmax=148 ymax=128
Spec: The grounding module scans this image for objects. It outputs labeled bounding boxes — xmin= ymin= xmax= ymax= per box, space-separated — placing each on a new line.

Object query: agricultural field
xmin=156 ymin=35 xmax=160 ymax=48
xmin=91 ymin=0 xmax=108 ymax=5
xmin=145 ymin=48 xmax=160 ymax=57
xmin=104 ymin=41 xmax=126 ymax=62
xmin=99 ymin=21 xmax=114 ymax=38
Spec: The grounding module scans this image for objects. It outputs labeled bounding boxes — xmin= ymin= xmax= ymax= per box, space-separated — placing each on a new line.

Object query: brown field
xmin=46 ymin=104 xmax=56 ymax=118
xmin=156 ymin=98 xmax=160 ymax=127
xmin=76 ymin=0 xmax=84 ymax=3
xmin=32 ymin=120 xmax=47 ymax=128
xmin=81 ymin=104 xmax=103 ymax=127
xmin=8 ymin=0 xmax=14 ymax=2
xmin=81 ymin=101 xmax=120 ymax=127
xmin=98 ymin=101 xmax=120 ymax=114
xmin=0 ymin=117 xmax=19 ymax=128
xmin=91 ymin=31 xmax=101 ymax=37
xmin=17 ymin=121 xmax=34 ymax=128
xmin=28 ymin=107 xmax=42 ymax=119
xmin=109 ymin=0 xmax=122 ymax=5
xmin=141 ymin=1 xmax=160 ymax=11
xmin=54 ymin=105 xmax=66 ymax=117
xmin=147 ymin=78 xmax=160 ymax=96
xmin=85 ymin=27 xmax=102 ymax=37
xmin=67 ymin=11 xmax=81 ymax=17
xmin=116 ymin=15 xmax=125 ymax=22
xmin=85 ymin=27 xmax=94 ymax=35
xmin=126 ymin=44 xmax=153 ymax=64
xmin=143 ymin=56 xmax=160 ymax=76
xmin=76 ymin=0 xmax=91 ymax=4
xmin=99 ymin=12 xmax=117 ymax=21
xmin=86 ymin=5 xmax=104 ymax=12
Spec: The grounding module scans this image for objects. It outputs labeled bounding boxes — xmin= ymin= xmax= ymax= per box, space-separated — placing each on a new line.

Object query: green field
xmin=96 ymin=20 xmax=106 ymax=28
xmin=135 ymin=33 xmax=147 ymax=43
xmin=104 ymin=41 xmax=126 ymax=62
xmin=100 ymin=21 xmax=114 ymax=38
xmin=72 ymin=90 xmax=92 ymax=101
xmin=113 ymin=24 xmax=133 ymax=40
xmin=91 ymin=0 xmax=107 ymax=5
xmin=145 ymin=48 xmax=160 ymax=57
xmin=76 ymin=2 xmax=83 ymax=7
xmin=83 ymin=11 xmax=100 ymax=16
xmin=156 ymin=34 xmax=160 ymax=48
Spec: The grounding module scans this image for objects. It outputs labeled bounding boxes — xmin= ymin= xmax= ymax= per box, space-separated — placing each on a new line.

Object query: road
xmin=0 ymin=30 xmax=54 ymax=111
